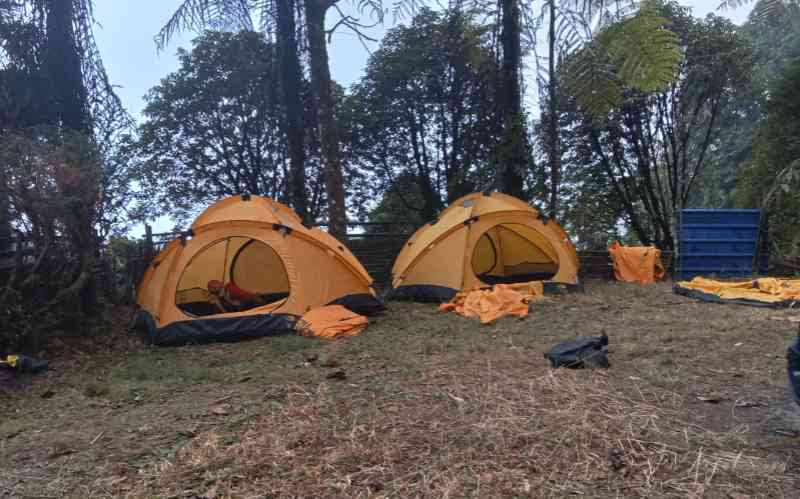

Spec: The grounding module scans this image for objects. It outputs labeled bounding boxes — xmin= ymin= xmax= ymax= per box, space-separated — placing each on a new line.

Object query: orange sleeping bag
xmin=439 ymin=283 xmax=543 ymax=324
xmin=296 ymin=305 xmax=369 ymax=340
xmin=608 ymin=241 xmax=665 ymax=284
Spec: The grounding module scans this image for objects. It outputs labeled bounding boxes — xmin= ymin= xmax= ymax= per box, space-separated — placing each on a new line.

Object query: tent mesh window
xmin=175 ymin=237 xmax=290 ymax=317
xmin=473 ymin=224 xmax=559 ymax=284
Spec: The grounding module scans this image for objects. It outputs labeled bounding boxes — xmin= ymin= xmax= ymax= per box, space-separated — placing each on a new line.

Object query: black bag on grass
xmin=544 ymin=333 xmax=609 ymax=369
xmin=787 ymin=328 xmax=800 ymax=405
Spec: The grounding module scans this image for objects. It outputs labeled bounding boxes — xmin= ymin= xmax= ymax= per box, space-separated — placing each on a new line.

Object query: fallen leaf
xmin=210 ymin=405 xmax=229 ymax=416
xmin=326 ymin=370 xmax=346 ymax=380
xmin=213 ymin=394 xmax=233 ymax=405
xmin=696 ymin=394 xmax=725 ymax=403
xmin=734 ymin=400 xmax=766 ymax=408
xmin=320 ymin=358 xmax=340 ymax=368
xmin=771 ymin=316 xmax=800 ymax=323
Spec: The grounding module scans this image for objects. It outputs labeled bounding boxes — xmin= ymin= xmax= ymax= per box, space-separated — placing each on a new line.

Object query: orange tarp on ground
xmin=439 ymin=282 xmax=544 ymax=324
xmin=296 ymin=305 xmax=369 ymax=340
xmin=676 ymin=277 xmax=800 ymax=304
xmin=608 ymin=242 xmax=666 ymax=284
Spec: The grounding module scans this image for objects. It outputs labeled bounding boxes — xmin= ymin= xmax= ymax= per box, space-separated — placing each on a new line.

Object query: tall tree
xmin=344 ymin=8 xmax=500 ymax=223
xmin=735 ymin=59 xmax=800 ymax=257
xmin=304 ymin=0 xmax=346 ymax=237
xmin=1 ymin=0 xmax=130 ymax=318
xmin=690 ymin=3 xmax=800 ymax=208
xmin=157 ymin=0 xmax=392 ymax=235
xmin=276 ymin=0 xmax=309 ymax=221
xmin=570 ymin=3 xmax=751 ymax=249
xmin=133 ymin=31 xmax=321 ymax=225
xmin=545 ymin=0 xmax=559 ymax=217
xmin=157 ymin=0 xmax=310 ymax=220
xmin=43 ymin=0 xmax=89 ymax=132
xmin=495 ymin=0 xmax=529 ymax=199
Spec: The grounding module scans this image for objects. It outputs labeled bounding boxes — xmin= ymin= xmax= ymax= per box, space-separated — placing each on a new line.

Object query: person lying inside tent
xmin=206 ymin=279 xmax=266 ymax=313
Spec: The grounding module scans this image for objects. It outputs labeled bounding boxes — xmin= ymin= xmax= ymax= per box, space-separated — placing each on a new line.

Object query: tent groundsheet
xmin=675 ymin=277 xmax=800 ymax=307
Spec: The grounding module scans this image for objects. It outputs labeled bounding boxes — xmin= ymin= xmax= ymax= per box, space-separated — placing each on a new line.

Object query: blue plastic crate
xmin=677 ymin=209 xmax=768 ymax=280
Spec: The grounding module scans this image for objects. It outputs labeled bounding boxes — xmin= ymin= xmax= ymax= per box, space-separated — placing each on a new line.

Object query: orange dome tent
xmin=134 ymin=195 xmax=384 ymax=345
xmin=391 ymin=192 xmax=580 ymax=302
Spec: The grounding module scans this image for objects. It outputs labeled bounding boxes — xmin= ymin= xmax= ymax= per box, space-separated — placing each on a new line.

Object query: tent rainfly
xmin=391 ymin=192 xmax=580 ymax=302
xmin=134 ymin=195 xmax=384 ymax=345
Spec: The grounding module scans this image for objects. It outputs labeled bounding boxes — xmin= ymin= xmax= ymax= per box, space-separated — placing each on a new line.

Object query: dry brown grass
xmin=122 ymin=371 xmax=794 ymax=498
xmin=2 ymin=281 xmax=800 ymax=498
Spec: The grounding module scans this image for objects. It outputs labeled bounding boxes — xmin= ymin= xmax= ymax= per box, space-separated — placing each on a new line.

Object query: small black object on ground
xmin=787 ymin=325 xmax=800 ymax=406
xmin=544 ymin=332 xmax=610 ymax=369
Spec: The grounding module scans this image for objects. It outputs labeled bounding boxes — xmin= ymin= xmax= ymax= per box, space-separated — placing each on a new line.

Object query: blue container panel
xmin=678 ymin=209 xmax=766 ymax=280
xmin=681 ymin=225 xmax=759 ymax=240
xmin=681 ymin=241 xmax=757 ymax=254
xmin=681 ymin=209 xmax=760 ymax=225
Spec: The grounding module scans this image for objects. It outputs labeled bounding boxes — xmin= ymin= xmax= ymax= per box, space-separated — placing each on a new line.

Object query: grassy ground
xmin=1 ymin=280 xmax=800 ymax=498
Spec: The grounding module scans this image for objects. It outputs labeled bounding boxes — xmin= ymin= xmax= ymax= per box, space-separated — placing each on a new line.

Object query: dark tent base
xmin=328 ymin=293 xmax=387 ymax=315
xmin=390 ymin=285 xmax=458 ymax=303
xmin=132 ymin=293 xmax=386 ymax=346
xmin=132 ymin=310 xmax=297 ymax=346
xmin=391 ymin=280 xmax=583 ymax=304
xmin=673 ymin=284 xmax=798 ymax=309
xmin=478 ymin=272 xmax=557 ymax=285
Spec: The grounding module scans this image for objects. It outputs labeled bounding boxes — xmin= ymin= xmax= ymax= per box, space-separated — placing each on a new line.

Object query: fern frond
xmin=562 ymin=45 xmax=622 ymax=118
xmin=599 ymin=9 xmax=681 ymax=92
xmin=750 ymin=0 xmax=790 ymax=21
xmin=155 ymin=0 xmax=253 ymax=50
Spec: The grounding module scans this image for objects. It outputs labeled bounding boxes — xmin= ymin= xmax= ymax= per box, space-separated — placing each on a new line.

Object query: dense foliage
xmin=3 ymin=0 xmax=800 ymax=353
xmin=344 ymin=9 xmax=501 ymax=224
xmin=557 ymin=3 xmax=753 ymax=249
xmin=736 ymin=58 xmax=800 ymax=257
xmin=0 ymin=1 xmax=131 ymax=352
xmin=133 ymin=31 xmax=326 ymax=225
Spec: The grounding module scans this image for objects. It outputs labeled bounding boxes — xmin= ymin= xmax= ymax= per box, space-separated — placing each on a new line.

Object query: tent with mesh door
xmin=390 ymin=192 xmax=580 ymax=302
xmin=134 ymin=195 xmax=384 ymax=345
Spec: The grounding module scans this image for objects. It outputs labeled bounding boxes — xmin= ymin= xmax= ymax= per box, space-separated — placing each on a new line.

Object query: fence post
xmin=144 ymin=224 xmax=154 ymax=261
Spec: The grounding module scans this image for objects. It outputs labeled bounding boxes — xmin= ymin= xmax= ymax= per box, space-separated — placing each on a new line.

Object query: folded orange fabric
xmin=296 ymin=305 xmax=368 ymax=340
xmin=439 ymin=283 xmax=542 ymax=324
xmin=608 ymin=241 xmax=665 ymax=284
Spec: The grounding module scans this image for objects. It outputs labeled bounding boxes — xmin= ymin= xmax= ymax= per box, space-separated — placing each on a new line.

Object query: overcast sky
xmin=91 ymin=0 xmax=751 ymax=234
xmin=93 ymin=0 xmax=752 ymax=120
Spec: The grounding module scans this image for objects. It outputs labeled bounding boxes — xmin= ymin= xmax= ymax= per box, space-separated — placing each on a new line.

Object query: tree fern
xmin=561 ymin=2 xmax=683 ymax=118
xmin=719 ymin=0 xmax=800 ymax=21
xmin=599 ymin=7 xmax=681 ymax=92
xmin=155 ymin=0 xmax=253 ymax=50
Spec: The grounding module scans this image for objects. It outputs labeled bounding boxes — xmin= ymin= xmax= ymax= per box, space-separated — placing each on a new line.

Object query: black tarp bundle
xmin=545 ymin=333 xmax=610 ymax=369
xmin=787 ymin=329 xmax=800 ymax=405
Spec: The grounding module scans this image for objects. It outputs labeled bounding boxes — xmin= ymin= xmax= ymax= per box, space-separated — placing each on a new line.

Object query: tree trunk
xmin=496 ymin=0 xmax=527 ymax=199
xmin=277 ymin=0 xmax=308 ymax=221
xmin=0 ymin=177 xmax=9 ymax=257
xmin=547 ymin=0 xmax=560 ymax=218
xmin=305 ymin=0 xmax=347 ymax=239
xmin=44 ymin=0 xmax=89 ymax=132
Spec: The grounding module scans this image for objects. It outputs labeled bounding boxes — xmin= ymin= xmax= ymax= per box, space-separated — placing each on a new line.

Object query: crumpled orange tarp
xmin=608 ymin=241 xmax=666 ymax=284
xmin=676 ymin=277 xmax=800 ymax=303
xmin=296 ymin=305 xmax=368 ymax=340
xmin=438 ymin=282 xmax=544 ymax=324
